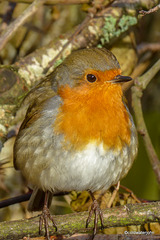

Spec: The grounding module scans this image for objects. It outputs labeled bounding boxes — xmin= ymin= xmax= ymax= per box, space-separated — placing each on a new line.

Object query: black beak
xmin=109 ymin=75 xmax=132 ymax=83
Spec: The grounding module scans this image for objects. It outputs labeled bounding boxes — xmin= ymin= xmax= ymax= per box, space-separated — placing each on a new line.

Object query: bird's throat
xmin=54 ymin=83 xmax=131 ymax=151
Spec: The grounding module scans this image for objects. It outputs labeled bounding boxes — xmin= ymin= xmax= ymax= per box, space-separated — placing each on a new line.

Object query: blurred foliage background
xmin=0 ymin=0 xmax=160 ymax=231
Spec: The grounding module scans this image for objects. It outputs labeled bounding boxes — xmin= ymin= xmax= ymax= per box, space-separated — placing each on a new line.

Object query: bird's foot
xmin=86 ymin=190 xmax=104 ymax=239
xmin=39 ymin=204 xmax=57 ymax=240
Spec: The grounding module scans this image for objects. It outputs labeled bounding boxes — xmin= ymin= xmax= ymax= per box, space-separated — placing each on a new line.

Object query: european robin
xmin=14 ymin=48 xmax=138 ymax=239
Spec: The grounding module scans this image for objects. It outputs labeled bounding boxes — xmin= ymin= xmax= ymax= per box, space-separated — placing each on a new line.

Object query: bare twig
xmin=46 ymin=14 xmax=92 ymax=72
xmin=136 ymin=58 xmax=160 ymax=89
xmin=137 ymin=42 xmax=160 ymax=55
xmin=0 ymin=0 xmax=46 ymax=52
xmin=0 ymin=191 xmax=69 ymax=208
xmin=139 ymin=4 xmax=160 ymax=15
xmin=0 ymin=0 xmax=90 ymax=4
xmin=132 ymin=59 xmax=160 ymax=185
xmin=131 ymin=60 xmax=151 ymax=79
xmin=0 ymin=193 xmax=31 ymax=208
xmin=119 ymin=185 xmax=141 ymax=203
xmin=107 ymin=181 xmax=120 ymax=208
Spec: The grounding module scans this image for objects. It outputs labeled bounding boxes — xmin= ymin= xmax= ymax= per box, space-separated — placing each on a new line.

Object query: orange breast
xmin=54 ymin=78 xmax=131 ymax=151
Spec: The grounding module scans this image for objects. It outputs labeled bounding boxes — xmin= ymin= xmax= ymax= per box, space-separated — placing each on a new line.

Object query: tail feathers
xmin=28 ymin=187 xmax=53 ymax=212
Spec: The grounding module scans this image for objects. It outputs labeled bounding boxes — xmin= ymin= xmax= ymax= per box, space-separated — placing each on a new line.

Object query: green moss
xmin=118 ymin=15 xmax=137 ymax=31
xmin=101 ymin=16 xmax=117 ymax=44
xmin=100 ymin=15 xmax=137 ymax=45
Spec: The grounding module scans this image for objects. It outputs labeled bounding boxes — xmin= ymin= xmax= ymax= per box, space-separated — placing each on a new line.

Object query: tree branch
xmin=132 ymin=59 xmax=160 ymax=185
xmin=0 ymin=202 xmax=160 ymax=239
xmin=0 ymin=0 xmax=46 ymax=51
xmin=0 ymin=0 xmax=90 ymax=5
xmin=137 ymin=42 xmax=160 ymax=55
xmin=136 ymin=58 xmax=160 ymax=89
xmin=139 ymin=3 xmax=160 ymax=15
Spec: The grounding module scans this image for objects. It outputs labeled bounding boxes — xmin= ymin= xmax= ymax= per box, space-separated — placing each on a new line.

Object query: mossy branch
xmin=0 ymin=201 xmax=160 ymax=239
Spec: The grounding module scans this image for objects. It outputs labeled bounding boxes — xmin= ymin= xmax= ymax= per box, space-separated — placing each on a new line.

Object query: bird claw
xmin=39 ymin=204 xmax=57 ymax=240
xmin=86 ymin=193 xmax=104 ymax=239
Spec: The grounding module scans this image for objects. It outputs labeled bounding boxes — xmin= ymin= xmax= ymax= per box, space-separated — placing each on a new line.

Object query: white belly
xmin=40 ymin=141 xmax=137 ymax=193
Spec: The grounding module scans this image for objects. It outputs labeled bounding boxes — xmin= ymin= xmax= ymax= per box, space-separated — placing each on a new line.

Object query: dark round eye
xmin=86 ymin=74 xmax=97 ymax=83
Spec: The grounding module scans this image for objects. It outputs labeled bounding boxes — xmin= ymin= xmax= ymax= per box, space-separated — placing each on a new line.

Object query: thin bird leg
xmin=39 ymin=191 xmax=57 ymax=240
xmin=86 ymin=190 xmax=104 ymax=238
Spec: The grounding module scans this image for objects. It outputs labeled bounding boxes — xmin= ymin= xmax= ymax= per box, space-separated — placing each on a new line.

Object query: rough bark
xmin=0 ymin=201 xmax=160 ymax=239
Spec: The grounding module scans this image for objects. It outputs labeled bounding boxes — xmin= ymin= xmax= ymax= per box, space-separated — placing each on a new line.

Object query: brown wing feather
xmin=13 ymin=77 xmax=57 ymax=169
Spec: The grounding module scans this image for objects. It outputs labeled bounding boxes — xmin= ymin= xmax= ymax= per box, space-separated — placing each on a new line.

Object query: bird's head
xmin=52 ymin=48 xmax=132 ymax=90
xmin=53 ymin=48 xmax=133 ymax=150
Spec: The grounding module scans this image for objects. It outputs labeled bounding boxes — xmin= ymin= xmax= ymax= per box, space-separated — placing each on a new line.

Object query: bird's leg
xmin=39 ymin=191 xmax=57 ymax=240
xmin=86 ymin=190 xmax=104 ymax=238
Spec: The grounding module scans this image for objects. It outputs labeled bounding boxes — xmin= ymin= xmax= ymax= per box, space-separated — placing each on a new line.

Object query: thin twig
xmin=107 ymin=181 xmax=120 ymax=208
xmin=131 ymin=60 xmax=151 ymax=79
xmin=0 ymin=191 xmax=70 ymax=208
xmin=0 ymin=0 xmax=90 ymax=4
xmin=46 ymin=14 xmax=92 ymax=72
xmin=132 ymin=59 xmax=160 ymax=185
xmin=137 ymin=58 xmax=160 ymax=89
xmin=139 ymin=4 xmax=160 ymax=15
xmin=0 ymin=0 xmax=46 ymax=52
xmin=137 ymin=42 xmax=160 ymax=55
xmin=0 ymin=193 xmax=31 ymax=209
xmin=119 ymin=185 xmax=141 ymax=203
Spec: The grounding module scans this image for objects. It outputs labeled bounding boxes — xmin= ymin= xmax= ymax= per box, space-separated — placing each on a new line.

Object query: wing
xmin=13 ymin=75 xmax=57 ymax=169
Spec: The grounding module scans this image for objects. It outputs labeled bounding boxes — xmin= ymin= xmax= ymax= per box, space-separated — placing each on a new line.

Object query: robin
xmin=14 ymin=48 xmax=138 ymax=239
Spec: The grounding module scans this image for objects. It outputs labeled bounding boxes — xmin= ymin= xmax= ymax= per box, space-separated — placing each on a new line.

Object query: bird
xmin=13 ymin=48 xmax=138 ymax=239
